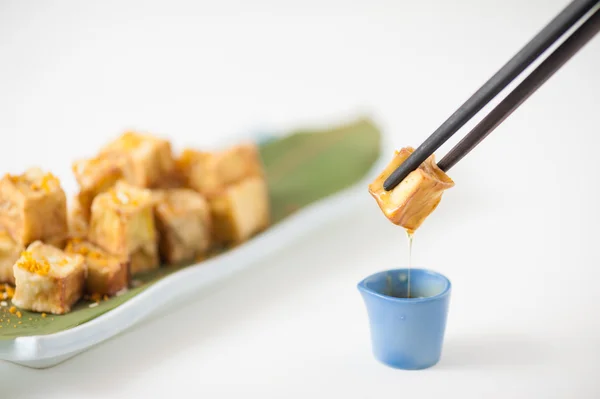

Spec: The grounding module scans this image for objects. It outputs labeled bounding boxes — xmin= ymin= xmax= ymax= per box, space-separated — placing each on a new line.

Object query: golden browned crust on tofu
xmin=65 ymin=238 xmax=130 ymax=295
xmin=154 ymin=189 xmax=211 ymax=264
xmin=177 ymin=143 xmax=270 ymax=245
xmin=88 ymin=181 xmax=159 ymax=275
xmin=178 ymin=143 xmax=264 ymax=198
xmin=0 ymin=228 xmax=23 ymax=284
xmin=100 ymin=131 xmax=175 ymax=188
xmin=129 ymin=246 xmax=160 ymax=274
xmin=11 ymin=241 xmax=86 ymax=314
xmin=213 ymin=143 xmax=264 ymax=186
xmin=154 ymin=168 xmax=187 ymax=190
xmin=368 ymin=147 xmax=454 ymax=232
xmin=210 ymin=176 xmax=270 ymax=244
xmin=72 ymin=152 xmax=129 ymax=221
xmin=0 ymin=168 xmax=68 ymax=246
xmin=68 ymin=196 xmax=89 ymax=239
xmin=177 ymin=149 xmax=220 ymax=197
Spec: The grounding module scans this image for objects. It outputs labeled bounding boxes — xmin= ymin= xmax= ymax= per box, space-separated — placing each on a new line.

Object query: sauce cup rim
xmin=357 ymin=268 xmax=451 ymax=303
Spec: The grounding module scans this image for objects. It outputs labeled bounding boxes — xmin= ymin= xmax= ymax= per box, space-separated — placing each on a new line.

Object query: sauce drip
xmin=406 ymin=230 xmax=414 ymax=298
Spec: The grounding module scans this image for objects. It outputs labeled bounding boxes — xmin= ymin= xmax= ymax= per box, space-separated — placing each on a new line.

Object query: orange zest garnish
xmin=30 ymin=173 xmax=58 ymax=192
xmin=65 ymin=240 xmax=109 ymax=265
xmin=16 ymin=251 xmax=50 ymax=276
xmin=119 ymin=132 xmax=144 ymax=149
xmin=57 ymin=258 xmax=70 ymax=266
xmin=7 ymin=171 xmax=58 ymax=192
xmin=0 ymin=284 xmax=15 ymax=299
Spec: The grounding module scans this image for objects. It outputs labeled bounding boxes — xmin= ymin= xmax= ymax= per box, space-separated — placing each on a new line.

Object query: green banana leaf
xmin=0 ymin=118 xmax=381 ymax=339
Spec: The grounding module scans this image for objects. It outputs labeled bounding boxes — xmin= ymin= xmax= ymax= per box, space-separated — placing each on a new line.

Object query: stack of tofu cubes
xmin=0 ymin=132 xmax=270 ymax=314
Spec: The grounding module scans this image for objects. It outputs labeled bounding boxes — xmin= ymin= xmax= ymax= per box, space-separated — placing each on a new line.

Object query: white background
xmin=1 ymin=0 xmax=599 ymax=397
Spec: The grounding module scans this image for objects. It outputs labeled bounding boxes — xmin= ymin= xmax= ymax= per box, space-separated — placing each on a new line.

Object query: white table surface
xmin=1 ymin=0 xmax=599 ymax=397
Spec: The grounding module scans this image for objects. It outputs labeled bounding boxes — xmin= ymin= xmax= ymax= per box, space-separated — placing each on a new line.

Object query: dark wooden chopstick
xmin=437 ymin=7 xmax=600 ymax=172
xmin=383 ymin=0 xmax=599 ymax=191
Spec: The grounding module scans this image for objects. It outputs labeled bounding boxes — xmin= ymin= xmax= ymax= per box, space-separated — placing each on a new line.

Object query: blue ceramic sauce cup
xmin=357 ymin=268 xmax=451 ymax=370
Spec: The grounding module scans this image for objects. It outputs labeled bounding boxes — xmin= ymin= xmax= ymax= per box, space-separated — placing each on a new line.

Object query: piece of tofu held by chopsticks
xmin=369 ymin=147 xmax=454 ymax=233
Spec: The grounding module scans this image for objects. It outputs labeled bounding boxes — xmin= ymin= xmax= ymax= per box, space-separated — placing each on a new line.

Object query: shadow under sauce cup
xmin=357 ymin=268 xmax=451 ymax=370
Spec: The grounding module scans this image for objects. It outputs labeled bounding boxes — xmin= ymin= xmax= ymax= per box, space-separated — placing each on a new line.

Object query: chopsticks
xmin=437 ymin=6 xmax=600 ymax=172
xmin=383 ymin=0 xmax=600 ymax=191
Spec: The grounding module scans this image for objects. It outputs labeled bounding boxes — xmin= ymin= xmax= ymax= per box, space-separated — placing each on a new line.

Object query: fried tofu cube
xmin=100 ymin=131 xmax=175 ymax=188
xmin=178 ymin=143 xmax=264 ymax=198
xmin=155 ymin=168 xmax=187 ymax=190
xmin=368 ymin=147 xmax=454 ymax=232
xmin=210 ymin=176 xmax=270 ymax=243
xmin=65 ymin=238 xmax=129 ymax=295
xmin=178 ymin=143 xmax=269 ymax=244
xmin=72 ymin=152 xmax=129 ymax=221
xmin=12 ymin=241 xmax=86 ymax=314
xmin=154 ymin=189 xmax=211 ymax=264
xmin=88 ymin=181 xmax=159 ymax=274
xmin=0 ymin=229 xmax=23 ymax=285
xmin=177 ymin=149 xmax=221 ymax=196
xmin=0 ymin=168 xmax=68 ymax=246
xmin=213 ymin=143 xmax=264 ymax=186
xmin=68 ymin=196 xmax=89 ymax=239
